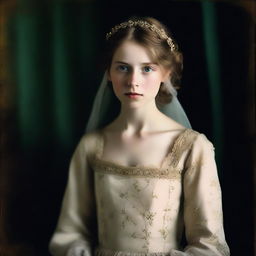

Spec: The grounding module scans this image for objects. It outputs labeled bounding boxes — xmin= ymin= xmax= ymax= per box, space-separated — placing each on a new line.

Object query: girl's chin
xmin=121 ymin=101 xmax=144 ymax=108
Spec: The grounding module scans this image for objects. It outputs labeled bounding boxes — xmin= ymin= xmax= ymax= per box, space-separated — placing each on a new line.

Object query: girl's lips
xmin=124 ymin=93 xmax=143 ymax=99
xmin=124 ymin=93 xmax=143 ymax=96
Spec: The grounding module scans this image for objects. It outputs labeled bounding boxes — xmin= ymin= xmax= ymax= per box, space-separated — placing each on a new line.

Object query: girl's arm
xmin=49 ymin=134 xmax=97 ymax=256
xmin=171 ymin=134 xmax=230 ymax=256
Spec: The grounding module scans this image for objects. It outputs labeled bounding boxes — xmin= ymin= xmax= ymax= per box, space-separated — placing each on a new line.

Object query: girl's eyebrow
xmin=114 ymin=61 xmax=158 ymax=65
xmin=114 ymin=61 xmax=129 ymax=65
xmin=141 ymin=62 xmax=158 ymax=65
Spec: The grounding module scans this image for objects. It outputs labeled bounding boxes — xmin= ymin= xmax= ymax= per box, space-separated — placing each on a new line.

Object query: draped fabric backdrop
xmin=0 ymin=0 xmax=254 ymax=255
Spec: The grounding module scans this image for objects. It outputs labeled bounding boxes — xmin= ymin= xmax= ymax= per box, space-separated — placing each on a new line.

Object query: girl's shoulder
xmin=77 ymin=129 xmax=103 ymax=155
xmin=174 ymin=127 xmax=214 ymax=152
xmin=186 ymin=128 xmax=215 ymax=152
xmin=81 ymin=129 xmax=102 ymax=141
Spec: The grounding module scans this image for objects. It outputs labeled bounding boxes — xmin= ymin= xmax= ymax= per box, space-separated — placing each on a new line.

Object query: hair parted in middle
xmin=103 ymin=16 xmax=184 ymax=106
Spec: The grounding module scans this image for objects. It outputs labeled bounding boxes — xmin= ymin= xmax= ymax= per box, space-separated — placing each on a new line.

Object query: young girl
xmin=49 ymin=17 xmax=230 ymax=256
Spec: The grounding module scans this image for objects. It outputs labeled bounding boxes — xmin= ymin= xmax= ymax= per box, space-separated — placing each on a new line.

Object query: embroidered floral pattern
xmin=143 ymin=211 xmax=156 ymax=226
xmin=158 ymin=181 xmax=176 ymax=247
xmin=121 ymin=208 xmax=137 ymax=229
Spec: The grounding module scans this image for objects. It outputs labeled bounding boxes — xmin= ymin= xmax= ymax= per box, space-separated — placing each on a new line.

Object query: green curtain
xmin=201 ymin=1 xmax=223 ymax=167
xmin=13 ymin=1 xmax=99 ymax=152
xmin=15 ymin=7 xmax=52 ymax=149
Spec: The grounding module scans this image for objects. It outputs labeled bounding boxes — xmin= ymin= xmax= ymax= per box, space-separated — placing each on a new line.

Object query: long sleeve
xmin=170 ymin=133 xmax=230 ymax=256
xmin=49 ymin=133 xmax=98 ymax=256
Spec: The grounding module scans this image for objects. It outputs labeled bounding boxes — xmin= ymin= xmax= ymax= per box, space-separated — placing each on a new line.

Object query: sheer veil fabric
xmin=85 ymin=71 xmax=192 ymax=133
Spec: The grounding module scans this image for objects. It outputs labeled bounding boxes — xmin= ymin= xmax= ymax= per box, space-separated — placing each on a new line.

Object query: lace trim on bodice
xmin=90 ymin=128 xmax=198 ymax=179
xmin=164 ymin=128 xmax=199 ymax=169
xmin=91 ymin=158 xmax=183 ymax=179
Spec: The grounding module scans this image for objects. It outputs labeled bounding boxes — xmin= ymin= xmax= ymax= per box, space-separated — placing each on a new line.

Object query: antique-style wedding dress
xmin=49 ymin=128 xmax=230 ymax=256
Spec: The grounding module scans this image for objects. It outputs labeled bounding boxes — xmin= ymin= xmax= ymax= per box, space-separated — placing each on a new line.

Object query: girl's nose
xmin=127 ymin=70 xmax=140 ymax=87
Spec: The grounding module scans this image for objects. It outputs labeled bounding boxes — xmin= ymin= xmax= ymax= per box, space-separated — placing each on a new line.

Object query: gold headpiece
xmin=106 ymin=20 xmax=177 ymax=52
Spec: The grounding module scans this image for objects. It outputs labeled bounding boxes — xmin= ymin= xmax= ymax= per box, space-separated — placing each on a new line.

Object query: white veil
xmin=85 ymin=71 xmax=191 ymax=133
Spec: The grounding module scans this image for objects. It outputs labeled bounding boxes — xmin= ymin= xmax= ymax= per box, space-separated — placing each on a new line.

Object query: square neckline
xmin=94 ymin=128 xmax=191 ymax=171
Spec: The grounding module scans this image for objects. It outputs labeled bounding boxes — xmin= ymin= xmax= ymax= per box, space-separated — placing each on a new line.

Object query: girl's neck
xmin=113 ymin=101 xmax=166 ymax=137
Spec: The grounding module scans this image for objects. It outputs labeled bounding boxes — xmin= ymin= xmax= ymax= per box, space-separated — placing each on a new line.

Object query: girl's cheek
xmin=112 ymin=80 xmax=122 ymax=89
xmin=112 ymin=81 xmax=123 ymax=95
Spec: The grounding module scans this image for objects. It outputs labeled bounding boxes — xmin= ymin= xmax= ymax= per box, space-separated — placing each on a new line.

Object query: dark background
xmin=0 ymin=0 xmax=255 ymax=255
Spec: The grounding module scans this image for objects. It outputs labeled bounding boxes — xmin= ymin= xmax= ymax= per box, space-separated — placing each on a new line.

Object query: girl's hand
xmin=66 ymin=240 xmax=92 ymax=256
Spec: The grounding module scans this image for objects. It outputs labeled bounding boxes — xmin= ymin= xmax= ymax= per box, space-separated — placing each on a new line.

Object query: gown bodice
xmin=49 ymin=128 xmax=230 ymax=256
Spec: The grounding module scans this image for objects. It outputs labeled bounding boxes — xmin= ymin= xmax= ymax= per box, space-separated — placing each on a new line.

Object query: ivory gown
xmin=49 ymin=128 xmax=230 ymax=256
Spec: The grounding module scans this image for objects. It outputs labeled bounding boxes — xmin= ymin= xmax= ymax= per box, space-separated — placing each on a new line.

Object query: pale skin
xmin=102 ymin=40 xmax=186 ymax=168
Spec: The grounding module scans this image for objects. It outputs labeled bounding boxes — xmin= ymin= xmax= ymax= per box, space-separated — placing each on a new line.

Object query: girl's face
xmin=108 ymin=40 xmax=170 ymax=108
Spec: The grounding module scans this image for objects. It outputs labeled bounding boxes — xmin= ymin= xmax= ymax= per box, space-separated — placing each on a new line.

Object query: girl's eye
xmin=143 ymin=66 xmax=153 ymax=73
xmin=117 ymin=65 xmax=129 ymax=72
